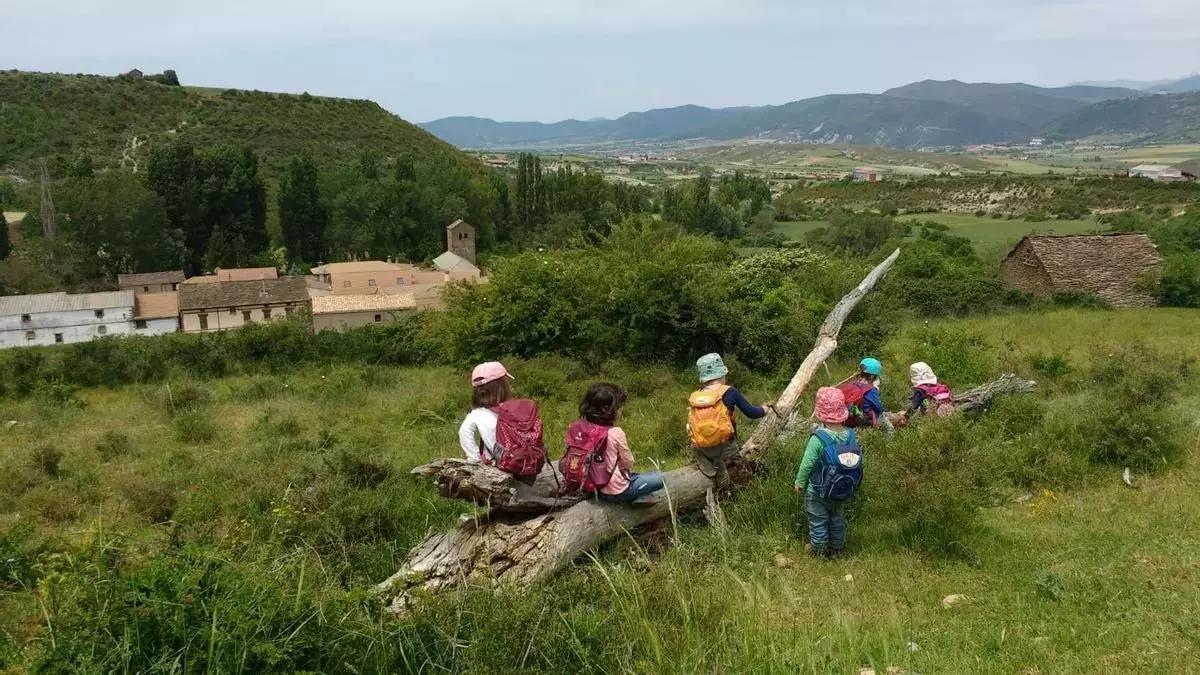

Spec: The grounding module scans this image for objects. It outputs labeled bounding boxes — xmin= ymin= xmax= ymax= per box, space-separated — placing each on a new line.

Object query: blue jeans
xmin=599 ymin=472 xmax=665 ymax=502
xmin=805 ymin=491 xmax=848 ymax=552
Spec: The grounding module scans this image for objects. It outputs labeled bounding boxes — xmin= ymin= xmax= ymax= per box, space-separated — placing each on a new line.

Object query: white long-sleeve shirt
xmin=458 ymin=408 xmax=498 ymax=463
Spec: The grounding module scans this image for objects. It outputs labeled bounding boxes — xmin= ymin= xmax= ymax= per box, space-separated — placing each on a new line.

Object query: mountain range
xmin=1072 ymin=73 xmax=1200 ymax=93
xmin=421 ymin=79 xmax=1200 ymax=150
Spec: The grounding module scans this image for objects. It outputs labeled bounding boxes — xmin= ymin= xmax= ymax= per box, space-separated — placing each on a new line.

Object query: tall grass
xmin=1 ymin=310 xmax=1198 ymax=671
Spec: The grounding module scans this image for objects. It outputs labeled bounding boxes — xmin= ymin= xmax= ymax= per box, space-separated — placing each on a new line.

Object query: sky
xmin=6 ymin=0 xmax=1199 ymax=123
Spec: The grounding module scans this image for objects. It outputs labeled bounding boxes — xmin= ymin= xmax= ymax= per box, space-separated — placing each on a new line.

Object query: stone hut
xmin=446 ymin=219 xmax=476 ymax=265
xmin=1001 ymin=233 xmax=1162 ymax=307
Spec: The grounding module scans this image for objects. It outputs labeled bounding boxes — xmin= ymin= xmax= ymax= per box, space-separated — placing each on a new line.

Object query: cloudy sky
xmin=7 ymin=0 xmax=1199 ymax=122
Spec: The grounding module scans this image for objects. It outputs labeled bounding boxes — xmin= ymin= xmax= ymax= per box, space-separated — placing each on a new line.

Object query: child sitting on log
xmin=688 ymin=353 xmax=774 ymax=488
xmin=579 ymin=382 xmax=664 ymax=505
xmin=906 ymin=362 xmax=956 ymax=418
xmin=458 ymin=362 xmax=547 ymax=480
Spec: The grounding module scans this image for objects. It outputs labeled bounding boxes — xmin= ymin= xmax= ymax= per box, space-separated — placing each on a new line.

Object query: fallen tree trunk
xmin=954 ymin=373 xmax=1037 ymax=413
xmin=378 ymin=249 xmax=901 ymax=612
xmin=411 ymin=459 xmax=584 ymax=513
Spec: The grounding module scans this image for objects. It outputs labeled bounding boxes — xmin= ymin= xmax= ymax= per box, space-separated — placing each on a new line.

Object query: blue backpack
xmin=811 ymin=428 xmax=864 ymax=501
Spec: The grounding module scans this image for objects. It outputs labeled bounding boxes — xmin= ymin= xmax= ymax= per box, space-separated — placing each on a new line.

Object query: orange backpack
xmin=688 ymin=385 xmax=735 ymax=448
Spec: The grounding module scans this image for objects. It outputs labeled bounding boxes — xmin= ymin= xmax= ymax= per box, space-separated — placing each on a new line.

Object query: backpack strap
xmin=846 ymin=428 xmax=857 ymax=446
xmin=813 ymin=428 xmax=836 ymax=448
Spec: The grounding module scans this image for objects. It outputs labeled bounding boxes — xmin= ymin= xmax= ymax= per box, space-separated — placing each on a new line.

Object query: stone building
xmin=0 ymin=291 xmax=136 ymax=348
xmin=178 ymin=277 xmax=310 ymax=333
xmin=1001 ymin=234 xmax=1162 ymax=308
xmin=446 ymin=219 xmax=476 ymax=265
xmin=118 ymin=270 xmax=185 ymax=294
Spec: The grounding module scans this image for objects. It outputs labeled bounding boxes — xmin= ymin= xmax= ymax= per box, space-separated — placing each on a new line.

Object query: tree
xmin=147 ymin=140 xmax=205 ymax=273
xmin=0 ymin=196 xmax=10 ymax=260
xmin=57 ymin=171 xmax=182 ymax=279
xmin=279 ymin=156 xmax=329 ymax=266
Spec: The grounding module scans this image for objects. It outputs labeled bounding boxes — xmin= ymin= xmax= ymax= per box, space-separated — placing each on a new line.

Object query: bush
xmin=32 ymin=445 xmax=64 ymax=478
xmin=1050 ymin=291 xmax=1111 ymax=310
xmin=94 ymin=431 xmax=134 ymax=460
xmin=893 ymin=325 xmax=995 ymax=388
xmin=1155 ymin=253 xmax=1200 ymax=307
xmin=860 ymin=418 xmax=992 ymax=558
xmin=172 ymin=411 xmax=218 ymax=444
xmin=880 ymin=228 xmax=1004 ymax=317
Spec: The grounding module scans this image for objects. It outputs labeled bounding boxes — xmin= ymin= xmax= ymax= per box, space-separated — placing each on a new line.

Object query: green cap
xmin=696 ymin=353 xmax=729 ymax=383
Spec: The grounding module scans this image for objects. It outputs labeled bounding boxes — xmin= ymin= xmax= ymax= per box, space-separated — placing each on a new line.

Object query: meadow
xmin=2 ymin=308 xmax=1198 ymax=672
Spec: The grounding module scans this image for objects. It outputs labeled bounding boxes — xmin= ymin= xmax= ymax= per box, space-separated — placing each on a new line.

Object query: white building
xmin=0 ymin=291 xmax=136 ymax=349
xmin=133 ymin=292 xmax=180 ymax=336
xmin=1128 ymin=164 xmax=1190 ymax=183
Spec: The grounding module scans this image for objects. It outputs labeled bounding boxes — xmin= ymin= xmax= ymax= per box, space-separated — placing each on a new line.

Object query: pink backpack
xmin=487 ymin=399 xmax=547 ymax=477
xmin=917 ymin=383 xmax=955 ymax=416
xmin=559 ymin=420 xmax=613 ymax=494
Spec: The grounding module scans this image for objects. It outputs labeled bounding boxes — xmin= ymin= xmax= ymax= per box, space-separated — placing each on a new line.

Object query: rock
xmin=1014 ymin=493 xmax=1033 ymax=503
xmin=907 ymin=641 xmax=920 ymax=652
xmin=942 ymin=593 xmax=967 ymax=608
xmin=1123 ymin=467 xmax=1135 ymax=488
xmin=844 ymin=573 xmax=854 ymax=582
xmin=773 ymin=554 xmax=792 ymax=569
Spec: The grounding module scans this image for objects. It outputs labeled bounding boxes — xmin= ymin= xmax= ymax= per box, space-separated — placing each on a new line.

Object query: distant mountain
xmin=1042 ymin=92 xmax=1200 ymax=144
xmin=1072 ymin=74 xmax=1200 ymax=93
xmin=1149 ymin=74 xmax=1200 ymax=93
xmin=421 ymin=80 xmax=1144 ymax=150
xmin=0 ymin=70 xmax=476 ymax=179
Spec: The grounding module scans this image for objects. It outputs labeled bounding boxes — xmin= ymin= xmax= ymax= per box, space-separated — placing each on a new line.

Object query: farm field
xmin=2 ymin=309 xmax=1199 ymax=671
xmin=774 ymin=214 xmax=1100 ymax=258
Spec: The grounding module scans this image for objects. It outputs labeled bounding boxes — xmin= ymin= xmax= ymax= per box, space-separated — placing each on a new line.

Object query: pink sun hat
xmin=814 ymin=386 xmax=850 ymax=424
xmin=471 ymin=361 xmax=513 ymax=386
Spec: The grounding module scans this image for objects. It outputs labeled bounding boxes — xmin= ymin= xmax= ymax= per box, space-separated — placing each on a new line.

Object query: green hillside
xmin=1042 ymin=92 xmax=1200 ymax=144
xmin=0 ymin=71 xmax=475 ymax=178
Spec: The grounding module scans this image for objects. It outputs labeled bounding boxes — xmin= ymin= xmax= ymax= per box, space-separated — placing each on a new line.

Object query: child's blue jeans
xmin=805 ymin=491 xmax=848 ymax=552
xmin=599 ymin=472 xmax=665 ymax=502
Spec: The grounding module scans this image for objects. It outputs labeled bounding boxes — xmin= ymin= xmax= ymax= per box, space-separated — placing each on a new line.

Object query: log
xmin=411 ymin=458 xmax=584 ymax=514
xmin=376 ymin=249 xmax=902 ymax=613
xmin=953 ymin=374 xmax=1037 ymax=413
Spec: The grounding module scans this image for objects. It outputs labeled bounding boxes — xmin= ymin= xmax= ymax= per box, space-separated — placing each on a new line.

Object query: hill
xmin=1150 ymin=74 xmax=1200 ymax=93
xmin=1041 ymin=92 xmax=1200 ymax=143
xmin=881 ymin=79 xmax=1143 ymax=127
xmin=0 ymin=71 xmax=476 ymax=178
xmin=420 ymin=80 xmax=1142 ymax=150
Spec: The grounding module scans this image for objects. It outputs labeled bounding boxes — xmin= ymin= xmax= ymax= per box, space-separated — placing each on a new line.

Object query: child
xmin=907 ymin=362 xmax=955 ymax=417
xmin=688 ymin=353 xmax=775 ymax=488
xmin=581 ymin=382 xmax=664 ymax=504
xmin=838 ymin=357 xmax=886 ymax=429
xmin=458 ymin=361 xmax=513 ymax=463
xmin=794 ymin=387 xmax=863 ymax=557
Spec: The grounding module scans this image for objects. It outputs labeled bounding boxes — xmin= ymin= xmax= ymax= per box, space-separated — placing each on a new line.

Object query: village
xmin=0 ymin=220 xmax=483 ymax=349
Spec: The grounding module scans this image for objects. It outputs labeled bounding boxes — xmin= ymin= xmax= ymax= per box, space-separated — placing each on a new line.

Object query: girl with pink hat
xmin=458 ymin=361 xmax=514 ymax=463
xmin=793 ymin=386 xmax=864 ymax=557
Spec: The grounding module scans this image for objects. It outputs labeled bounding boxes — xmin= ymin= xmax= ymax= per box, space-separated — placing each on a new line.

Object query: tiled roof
xmin=311 ymin=260 xmax=415 ymax=275
xmin=311 ymin=293 xmax=416 ymax=314
xmin=178 ymin=277 xmax=310 ymax=311
xmin=134 ymin=292 xmax=179 ymax=319
xmin=118 ymin=270 xmax=185 ymax=286
xmin=0 ymin=291 xmax=135 ymax=316
xmin=184 ymin=267 xmax=279 ymax=284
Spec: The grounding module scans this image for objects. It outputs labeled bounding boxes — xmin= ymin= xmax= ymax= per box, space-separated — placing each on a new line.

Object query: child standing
xmin=794 ymin=387 xmax=864 ymax=557
xmin=581 ymin=382 xmax=665 ymax=504
xmin=457 ymin=361 xmax=513 ymax=464
xmin=688 ymin=353 xmax=774 ymax=488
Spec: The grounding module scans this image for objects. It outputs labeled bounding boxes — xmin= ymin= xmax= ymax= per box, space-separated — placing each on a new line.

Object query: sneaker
xmin=631 ymin=494 xmax=660 ymax=506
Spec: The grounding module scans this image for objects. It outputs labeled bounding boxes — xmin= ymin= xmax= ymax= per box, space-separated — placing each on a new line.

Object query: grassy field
xmin=2 ymin=309 xmax=1198 ymax=671
xmin=774 ymin=214 xmax=1101 ymax=259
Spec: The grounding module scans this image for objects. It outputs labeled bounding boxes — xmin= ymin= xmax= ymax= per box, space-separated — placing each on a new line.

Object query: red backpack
xmin=559 ymin=420 xmax=614 ymax=494
xmin=917 ymin=383 xmax=956 ymax=417
xmin=487 ymin=399 xmax=547 ymax=477
xmin=837 ymin=380 xmax=874 ymax=428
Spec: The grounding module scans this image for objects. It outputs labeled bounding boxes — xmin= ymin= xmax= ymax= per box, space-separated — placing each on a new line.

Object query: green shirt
xmin=794 ymin=426 xmax=850 ymax=494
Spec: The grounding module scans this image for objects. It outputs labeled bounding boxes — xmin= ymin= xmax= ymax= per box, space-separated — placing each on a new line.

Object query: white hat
xmin=909 ymin=362 xmax=938 ymax=387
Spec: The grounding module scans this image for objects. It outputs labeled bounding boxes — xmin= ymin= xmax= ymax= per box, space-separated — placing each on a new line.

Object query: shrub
xmin=1029 ymin=353 xmax=1073 ymax=379
xmin=1050 ymin=291 xmax=1111 ymax=310
xmin=894 ymin=325 xmax=995 ymax=388
xmin=149 ymin=382 xmax=212 ymax=416
xmin=859 ymin=418 xmax=992 ymax=558
xmin=172 ymin=411 xmax=218 ymax=444
xmin=122 ymin=479 xmax=177 ymax=523
xmin=1155 ymin=253 xmax=1200 ymax=307
xmin=33 ymin=381 xmax=84 ymax=409
xmin=94 ymin=431 xmax=133 ymax=460
xmin=32 ymin=445 xmax=64 ymax=478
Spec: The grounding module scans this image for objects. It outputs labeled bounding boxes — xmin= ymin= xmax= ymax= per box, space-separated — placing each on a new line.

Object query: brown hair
xmin=580 ymin=382 xmax=627 ymax=426
xmin=472 ymin=377 xmax=512 ymax=408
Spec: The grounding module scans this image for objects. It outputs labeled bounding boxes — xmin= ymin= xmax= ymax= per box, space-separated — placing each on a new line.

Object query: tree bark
xmin=377 ymin=249 xmax=902 ymax=613
xmin=953 ymin=373 xmax=1037 ymax=413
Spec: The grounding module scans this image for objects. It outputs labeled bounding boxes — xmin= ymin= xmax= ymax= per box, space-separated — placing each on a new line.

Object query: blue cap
xmin=859 ymin=357 xmax=883 ymax=377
